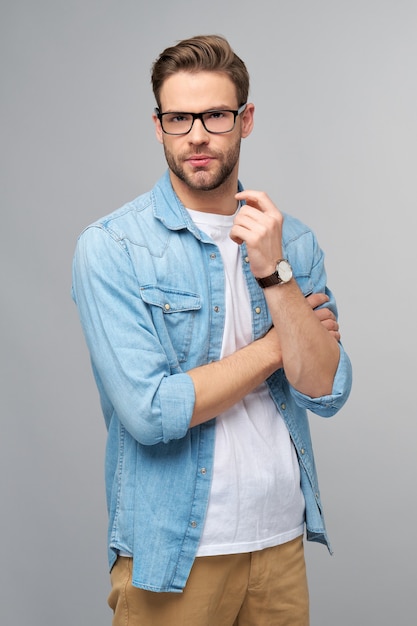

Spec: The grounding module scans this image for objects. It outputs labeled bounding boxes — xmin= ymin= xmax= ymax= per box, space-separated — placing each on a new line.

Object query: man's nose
xmin=187 ymin=118 xmax=209 ymax=142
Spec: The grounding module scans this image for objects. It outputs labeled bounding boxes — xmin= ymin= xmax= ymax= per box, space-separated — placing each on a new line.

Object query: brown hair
xmin=151 ymin=34 xmax=250 ymax=109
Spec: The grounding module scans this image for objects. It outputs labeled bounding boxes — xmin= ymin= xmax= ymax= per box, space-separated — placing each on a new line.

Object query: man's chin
xmin=182 ymin=171 xmax=221 ymax=192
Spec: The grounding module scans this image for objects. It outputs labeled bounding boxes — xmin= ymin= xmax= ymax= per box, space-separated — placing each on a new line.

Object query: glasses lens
xmin=161 ymin=113 xmax=194 ymax=135
xmin=202 ymin=111 xmax=235 ymax=133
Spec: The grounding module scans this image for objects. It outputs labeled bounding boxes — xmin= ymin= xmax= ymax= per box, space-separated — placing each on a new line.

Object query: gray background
xmin=1 ymin=1 xmax=415 ymax=624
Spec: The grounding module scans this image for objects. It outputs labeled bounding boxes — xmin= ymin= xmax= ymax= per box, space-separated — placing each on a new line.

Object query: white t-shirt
xmin=186 ymin=208 xmax=305 ymax=557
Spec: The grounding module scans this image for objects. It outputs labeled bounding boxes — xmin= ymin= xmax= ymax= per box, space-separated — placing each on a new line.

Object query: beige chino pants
xmin=108 ymin=535 xmax=309 ymax=626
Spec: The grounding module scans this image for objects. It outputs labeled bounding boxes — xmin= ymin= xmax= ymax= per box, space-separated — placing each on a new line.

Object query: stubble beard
xmin=163 ymin=139 xmax=241 ymax=192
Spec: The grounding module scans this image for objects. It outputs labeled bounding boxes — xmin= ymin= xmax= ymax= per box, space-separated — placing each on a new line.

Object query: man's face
xmin=154 ymin=71 xmax=252 ymax=194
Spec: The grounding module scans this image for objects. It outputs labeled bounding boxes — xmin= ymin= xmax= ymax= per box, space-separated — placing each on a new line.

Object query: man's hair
xmin=151 ymin=34 xmax=250 ymax=110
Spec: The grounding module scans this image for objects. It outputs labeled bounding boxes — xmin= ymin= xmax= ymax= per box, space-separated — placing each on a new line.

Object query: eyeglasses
xmin=155 ymin=103 xmax=247 ymax=136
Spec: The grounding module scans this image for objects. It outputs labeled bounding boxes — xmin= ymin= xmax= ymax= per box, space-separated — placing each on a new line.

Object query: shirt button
xmin=190 ymin=521 xmax=198 ymax=528
xmin=280 ymin=403 xmax=286 ymax=411
xmin=164 ymin=303 xmax=170 ymax=311
xmin=200 ymin=468 xmax=207 ymax=475
xmin=300 ymin=448 xmax=305 ymax=455
xmin=210 ymin=253 xmax=216 ymax=259
xmin=214 ymin=306 xmax=220 ymax=313
xmin=244 ymin=256 xmax=250 ymax=263
xmin=255 ymin=307 xmax=261 ymax=314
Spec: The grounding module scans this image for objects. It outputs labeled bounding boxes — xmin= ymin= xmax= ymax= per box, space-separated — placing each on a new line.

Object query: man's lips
xmin=186 ymin=155 xmax=214 ymax=168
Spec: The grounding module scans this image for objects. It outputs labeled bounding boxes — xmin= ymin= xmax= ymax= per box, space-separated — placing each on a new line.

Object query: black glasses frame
xmin=155 ymin=103 xmax=247 ymax=135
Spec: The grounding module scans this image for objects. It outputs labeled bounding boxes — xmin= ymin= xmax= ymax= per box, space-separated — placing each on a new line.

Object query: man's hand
xmin=231 ymin=190 xmax=284 ymax=279
xmin=307 ymin=293 xmax=341 ymax=342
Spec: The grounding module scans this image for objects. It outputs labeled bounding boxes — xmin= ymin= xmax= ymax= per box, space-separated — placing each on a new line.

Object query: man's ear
xmin=240 ymin=103 xmax=255 ymax=138
xmin=153 ymin=112 xmax=164 ymax=144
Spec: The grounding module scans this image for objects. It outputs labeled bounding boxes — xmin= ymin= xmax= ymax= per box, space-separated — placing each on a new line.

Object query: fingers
xmin=320 ymin=317 xmax=339 ymax=331
xmin=313 ymin=307 xmax=339 ymax=329
xmin=235 ymin=189 xmax=284 ymax=219
xmin=328 ymin=330 xmax=341 ymax=342
xmin=231 ymin=208 xmax=280 ymax=246
xmin=316 ymin=312 xmax=341 ymax=341
xmin=231 ymin=192 xmax=284 ymax=277
xmin=307 ymin=294 xmax=341 ymax=341
xmin=233 ymin=188 xmax=283 ymax=244
xmin=312 ymin=307 xmax=334 ymax=322
xmin=235 ymin=190 xmax=274 ymax=212
xmin=306 ymin=292 xmax=329 ymax=309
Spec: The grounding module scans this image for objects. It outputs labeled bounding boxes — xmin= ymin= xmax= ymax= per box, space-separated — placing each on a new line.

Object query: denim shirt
xmin=72 ymin=171 xmax=352 ymax=592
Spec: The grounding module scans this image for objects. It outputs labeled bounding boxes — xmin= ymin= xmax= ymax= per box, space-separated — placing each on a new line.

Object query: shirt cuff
xmin=158 ymin=373 xmax=196 ymax=442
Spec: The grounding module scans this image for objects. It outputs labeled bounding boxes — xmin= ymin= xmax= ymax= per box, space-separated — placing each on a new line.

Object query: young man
xmin=72 ymin=35 xmax=352 ymax=626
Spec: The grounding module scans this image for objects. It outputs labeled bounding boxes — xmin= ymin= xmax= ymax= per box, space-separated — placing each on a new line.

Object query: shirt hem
xmin=195 ymin=524 xmax=305 ymax=557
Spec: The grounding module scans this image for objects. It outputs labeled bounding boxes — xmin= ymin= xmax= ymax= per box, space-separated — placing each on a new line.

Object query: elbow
xmin=118 ymin=404 xmax=190 ymax=446
xmin=121 ymin=413 xmax=165 ymax=446
xmin=286 ymin=363 xmax=338 ymax=400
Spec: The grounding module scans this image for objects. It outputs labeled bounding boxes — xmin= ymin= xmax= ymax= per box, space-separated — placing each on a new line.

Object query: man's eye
xmin=207 ymin=111 xmax=224 ymax=120
xmin=168 ymin=114 xmax=188 ymax=123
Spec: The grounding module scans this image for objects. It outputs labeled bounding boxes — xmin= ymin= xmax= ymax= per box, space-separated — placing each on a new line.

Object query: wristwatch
xmin=255 ymin=259 xmax=293 ymax=288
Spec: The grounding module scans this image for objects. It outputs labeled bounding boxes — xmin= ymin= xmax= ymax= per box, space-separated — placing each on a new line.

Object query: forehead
xmin=159 ymin=71 xmax=238 ymax=112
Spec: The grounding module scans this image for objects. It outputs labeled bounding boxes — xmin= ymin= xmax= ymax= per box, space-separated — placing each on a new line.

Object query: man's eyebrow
xmin=162 ymin=105 xmax=235 ymax=113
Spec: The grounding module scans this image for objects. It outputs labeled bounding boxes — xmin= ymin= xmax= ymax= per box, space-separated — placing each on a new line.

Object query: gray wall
xmin=1 ymin=1 xmax=415 ymax=624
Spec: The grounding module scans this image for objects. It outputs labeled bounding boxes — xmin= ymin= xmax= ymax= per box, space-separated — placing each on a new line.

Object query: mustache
xmin=183 ymin=149 xmax=219 ymax=159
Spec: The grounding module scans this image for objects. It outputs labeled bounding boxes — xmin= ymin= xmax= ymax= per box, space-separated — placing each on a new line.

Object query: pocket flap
xmin=140 ymin=285 xmax=202 ymax=313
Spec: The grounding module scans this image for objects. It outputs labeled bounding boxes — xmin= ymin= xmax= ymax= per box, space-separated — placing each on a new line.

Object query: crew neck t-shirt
xmin=186 ymin=207 xmax=305 ymax=557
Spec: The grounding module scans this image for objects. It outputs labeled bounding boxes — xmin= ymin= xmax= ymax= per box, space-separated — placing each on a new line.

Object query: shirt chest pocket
xmin=140 ymin=285 xmax=202 ymax=364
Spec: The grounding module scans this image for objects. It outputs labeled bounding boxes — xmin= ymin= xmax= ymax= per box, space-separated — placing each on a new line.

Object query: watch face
xmin=277 ymin=260 xmax=293 ymax=283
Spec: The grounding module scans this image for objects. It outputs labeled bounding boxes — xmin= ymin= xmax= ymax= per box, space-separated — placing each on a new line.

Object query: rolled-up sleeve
xmin=284 ymin=223 xmax=353 ymax=417
xmin=72 ymin=225 xmax=196 ymax=445
xmin=289 ymin=345 xmax=352 ymax=417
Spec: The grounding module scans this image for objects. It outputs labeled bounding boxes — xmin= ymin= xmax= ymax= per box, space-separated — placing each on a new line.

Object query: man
xmin=72 ymin=34 xmax=352 ymax=625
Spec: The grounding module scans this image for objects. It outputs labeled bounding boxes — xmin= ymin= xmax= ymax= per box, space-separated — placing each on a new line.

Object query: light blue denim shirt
xmin=72 ymin=171 xmax=352 ymax=592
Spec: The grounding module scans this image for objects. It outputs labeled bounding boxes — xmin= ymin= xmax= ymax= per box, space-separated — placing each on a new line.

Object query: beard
xmin=162 ymin=137 xmax=241 ymax=192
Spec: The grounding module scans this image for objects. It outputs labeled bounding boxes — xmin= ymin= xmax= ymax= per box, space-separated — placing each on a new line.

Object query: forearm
xmin=187 ymin=330 xmax=282 ymax=427
xmin=231 ymin=189 xmax=341 ymax=398
xmin=265 ymin=280 xmax=340 ymax=397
